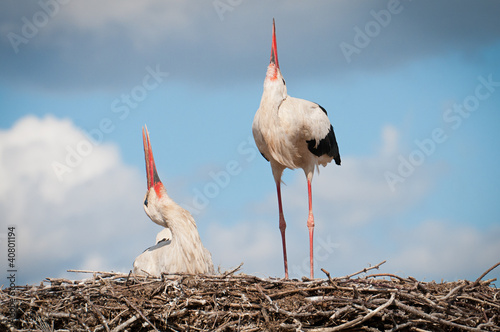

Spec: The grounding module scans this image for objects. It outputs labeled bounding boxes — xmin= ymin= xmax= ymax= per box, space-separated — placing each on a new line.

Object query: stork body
xmin=252 ymin=20 xmax=340 ymax=279
xmin=133 ymin=127 xmax=214 ymax=276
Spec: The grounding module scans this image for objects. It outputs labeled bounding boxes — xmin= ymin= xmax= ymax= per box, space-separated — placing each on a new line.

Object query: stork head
xmin=142 ymin=126 xmax=168 ymax=227
xmin=264 ymin=19 xmax=287 ymax=99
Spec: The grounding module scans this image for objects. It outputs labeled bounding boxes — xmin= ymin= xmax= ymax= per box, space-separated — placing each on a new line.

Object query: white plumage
xmin=133 ymin=127 xmax=214 ymax=276
xmin=252 ymin=19 xmax=340 ymax=279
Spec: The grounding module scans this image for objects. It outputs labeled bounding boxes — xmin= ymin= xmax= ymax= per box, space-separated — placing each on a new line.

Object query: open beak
xmin=270 ymin=18 xmax=279 ymax=68
xmin=142 ymin=126 xmax=161 ymax=191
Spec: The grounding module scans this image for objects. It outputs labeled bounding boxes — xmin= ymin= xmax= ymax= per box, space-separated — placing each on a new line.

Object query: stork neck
xmin=262 ymin=69 xmax=287 ymax=110
xmin=159 ymin=199 xmax=201 ymax=246
xmin=260 ymin=89 xmax=286 ymax=112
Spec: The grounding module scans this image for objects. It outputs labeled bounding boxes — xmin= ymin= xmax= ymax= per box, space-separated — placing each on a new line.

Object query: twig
xmin=255 ymin=284 xmax=278 ymax=313
xmin=338 ymin=260 xmax=387 ymax=280
xmin=68 ymin=269 xmax=128 ymax=276
xmin=321 ymin=268 xmax=336 ymax=286
xmin=110 ymin=315 xmax=138 ymax=332
xmin=439 ymin=281 xmax=466 ymax=302
xmin=365 ymin=273 xmax=407 ymax=282
xmin=473 ymin=262 xmax=500 ymax=286
xmin=84 ymin=295 xmax=110 ymax=332
xmin=329 ymin=305 xmax=353 ymax=321
xmin=122 ymin=297 xmax=160 ymax=332
xmin=394 ymin=300 xmax=483 ymax=332
xmin=222 ymin=263 xmax=244 ymax=278
xmin=307 ymin=292 xmax=396 ymax=331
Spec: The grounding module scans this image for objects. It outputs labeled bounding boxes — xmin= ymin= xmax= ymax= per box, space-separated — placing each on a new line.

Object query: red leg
xmin=307 ymin=178 xmax=314 ymax=279
xmin=276 ymin=181 xmax=289 ymax=279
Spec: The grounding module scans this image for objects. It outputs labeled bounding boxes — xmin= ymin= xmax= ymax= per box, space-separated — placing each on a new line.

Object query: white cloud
xmin=0 ymin=115 xmax=117 ymax=203
xmin=389 ymin=220 xmax=500 ymax=282
xmin=0 ymin=115 xmax=161 ymax=284
xmin=206 ymin=220 xmax=280 ymax=276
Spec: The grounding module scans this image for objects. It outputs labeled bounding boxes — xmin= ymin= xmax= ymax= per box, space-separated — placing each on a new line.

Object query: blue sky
xmin=1 ymin=0 xmax=499 ymax=286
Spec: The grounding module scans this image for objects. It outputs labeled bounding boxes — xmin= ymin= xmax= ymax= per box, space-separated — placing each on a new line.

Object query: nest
xmin=1 ymin=261 xmax=499 ymax=331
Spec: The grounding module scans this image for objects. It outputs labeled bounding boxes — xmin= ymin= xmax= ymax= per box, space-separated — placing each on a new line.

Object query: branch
xmin=122 ymin=297 xmax=160 ymax=332
xmin=394 ymin=300 xmax=483 ymax=332
xmin=68 ymin=269 xmax=128 ymax=276
xmin=473 ymin=261 xmax=500 ymax=286
xmin=439 ymin=281 xmax=466 ymax=302
xmin=338 ymin=260 xmax=387 ymax=280
xmin=365 ymin=273 xmax=407 ymax=282
xmin=321 ymin=268 xmax=336 ymax=286
xmin=307 ymin=292 xmax=396 ymax=332
xmin=110 ymin=315 xmax=138 ymax=332
xmin=221 ymin=262 xmax=244 ymax=278
xmin=83 ymin=296 xmax=110 ymax=332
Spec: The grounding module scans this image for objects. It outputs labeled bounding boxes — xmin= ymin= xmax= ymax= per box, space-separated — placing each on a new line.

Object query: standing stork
xmin=252 ymin=19 xmax=341 ymax=279
xmin=133 ymin=126 xmax=214 ymax=276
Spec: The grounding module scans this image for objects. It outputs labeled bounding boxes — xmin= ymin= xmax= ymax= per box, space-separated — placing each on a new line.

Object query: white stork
xmin=133 ymin=127 xmax=214 ymax=276
xmin=252 ymin=19 xmax=341 ymax=279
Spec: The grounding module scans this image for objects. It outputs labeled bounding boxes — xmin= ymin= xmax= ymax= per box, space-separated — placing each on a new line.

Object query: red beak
xmin=270 ymin=18 xmax=279 ymax=68
xmin=142 ymin=126 xmax=161 ymax=191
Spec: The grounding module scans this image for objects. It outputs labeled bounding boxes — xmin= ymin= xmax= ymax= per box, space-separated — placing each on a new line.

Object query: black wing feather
xmin=306 ymin=104 xmax=341 ymax=165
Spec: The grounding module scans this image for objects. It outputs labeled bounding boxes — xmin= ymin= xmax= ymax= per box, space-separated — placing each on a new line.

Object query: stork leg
xmin=307 ymin=177 xmax=315 ymax=279
xmin=275 ymin=180 xmax=289 ymax=279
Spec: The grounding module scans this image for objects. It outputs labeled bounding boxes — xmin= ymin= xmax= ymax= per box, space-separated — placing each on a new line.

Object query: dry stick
xmin=215 ymin=318 xmax=238 ymax=332
xmin=389 ymin=321 xmax=415 ymax=332
xmin=110 ymin=315 xmax=138 ymax=332
xmin=321 ymin=268 xmax=335 ymax=285
xmin=261 ymin=307 xmax=270 ymax=325
xmin=307 ymin=292 xmax=396 ymax=332
xmin=329 ymin=305 xmax=353 ymax=321
xmin=122 ymin=296 xmax=160 ymax=332
xmin=167 ymin=308 xmax=188 ymax=319
xmin=255 ymin=284 xmax=279 ymax=313
xmin=221 ymin=262 xmax=244 ymax=278
xmin=0 ymin=313 xmax=16 ymax=332
xmin=439 ymin=281 xmax=467 ymax=302
xmin=338 ymin=260 xmax=387 ymax=280
xmin=473 ymin=261 xmax=500 ymax=286
xmin=74 ymin=313 xmax=93 ymax=332
xmin=108 ymin=308 xmax=131 ymax=326
xmin=68 ymin=269 xmax=128 ymax=276
xmin=397 ymin=292 xmax=446 ymax=312
xmin=84 ymin=296 xmax=110 ymax=332
xmin=365 ymin=273 xmax=407 ymax=282
xmin=270 ymin=287 xmax=312 ymax=299
xmin=457 ymin=295 xmax=500 ymax=309
xmin=394 ymin=300 xmax=483 ymax=332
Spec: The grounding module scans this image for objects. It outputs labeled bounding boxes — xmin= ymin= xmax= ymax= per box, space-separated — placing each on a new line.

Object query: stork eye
xmin=144 ymin=198 xmax=148 ymax=207
xmin=282 ymin=78 xmax=286 ymax=85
